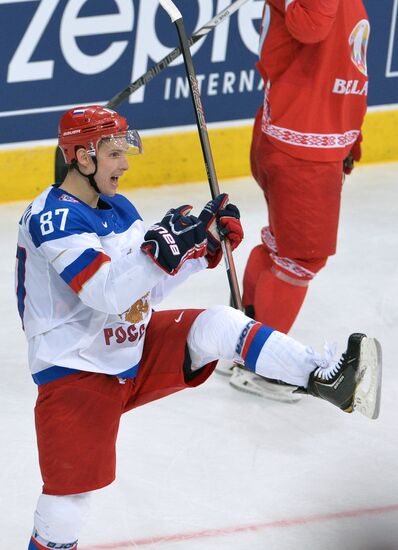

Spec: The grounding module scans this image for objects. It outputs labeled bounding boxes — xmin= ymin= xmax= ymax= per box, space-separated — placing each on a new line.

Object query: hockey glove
xmin=343 ymin=132 xmax=362 ymax=175
xmin=141 ymin=205 xmax=207 ymax=275
xmin=198 ymin=193 xmax=244 ymax=269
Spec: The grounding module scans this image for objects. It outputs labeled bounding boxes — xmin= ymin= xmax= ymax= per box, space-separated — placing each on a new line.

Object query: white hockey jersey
xmin=16 ymin=185 xmax=206 ymax=384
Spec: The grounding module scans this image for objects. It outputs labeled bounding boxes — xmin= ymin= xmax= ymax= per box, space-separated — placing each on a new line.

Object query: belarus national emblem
xmin=349 ymin=19 xmax=370 ymax=76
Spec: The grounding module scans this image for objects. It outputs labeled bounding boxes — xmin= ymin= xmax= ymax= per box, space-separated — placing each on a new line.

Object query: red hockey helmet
xmin=58 ymin=105 xmax=143 ymax=163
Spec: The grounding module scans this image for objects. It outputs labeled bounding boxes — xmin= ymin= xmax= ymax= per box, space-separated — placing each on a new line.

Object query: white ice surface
xmin=1 ymin=163 xmax=398 ymax=550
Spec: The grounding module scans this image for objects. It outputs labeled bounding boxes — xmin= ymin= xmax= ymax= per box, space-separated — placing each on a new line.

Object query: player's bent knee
xmin=271 ymin=255 xmax=329 ymax=286
xmin=187 ymin=305 xmax=248 ymax=367
xmin=298 ymin=256 xmax=329 ymax=275
xmin=34 ymin=492 xmax=92 ymax=543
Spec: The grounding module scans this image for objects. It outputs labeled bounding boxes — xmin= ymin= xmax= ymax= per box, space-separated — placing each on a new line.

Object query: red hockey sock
xmin=242 ymin=244 xmax=273 ymax=308
xmin=253 ymin=269 xmax=308 ymax=334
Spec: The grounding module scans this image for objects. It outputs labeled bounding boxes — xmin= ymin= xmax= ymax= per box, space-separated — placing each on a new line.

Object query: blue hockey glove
xmin=198 ymin=193 xmax=244 ymax=269
xmin=141 ymin=205 xmax=207 ymax=275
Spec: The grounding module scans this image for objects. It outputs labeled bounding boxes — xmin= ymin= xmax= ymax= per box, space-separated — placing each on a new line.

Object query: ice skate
xmin=229 ymin=366 xmax=302 ymax=403
xmin=303 ymin=333 xmax=382 ymax=419
xmin=215 ymin=360 xmax=237 ymax=376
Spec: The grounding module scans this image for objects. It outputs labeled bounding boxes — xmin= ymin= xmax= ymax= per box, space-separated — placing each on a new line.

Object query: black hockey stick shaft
xmin=159 ymin=0 xmax=243 ymax=310
xmin=55 ymin=0 xmax=249 ymax=182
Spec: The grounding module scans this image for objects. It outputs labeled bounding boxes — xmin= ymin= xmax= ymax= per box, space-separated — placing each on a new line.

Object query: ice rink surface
xmin=1 ymin=162 xmax=398 ymax=550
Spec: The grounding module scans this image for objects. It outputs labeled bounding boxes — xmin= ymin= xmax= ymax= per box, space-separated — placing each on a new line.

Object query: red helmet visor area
xmin=58 ymin=106 xmax=143 ymax=163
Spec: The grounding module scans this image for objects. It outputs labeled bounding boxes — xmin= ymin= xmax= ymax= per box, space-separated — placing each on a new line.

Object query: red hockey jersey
xmin=257 ymin=0 xmax=369 ymax=161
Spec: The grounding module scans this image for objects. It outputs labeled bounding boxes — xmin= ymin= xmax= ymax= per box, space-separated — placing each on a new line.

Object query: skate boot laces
xmin=310 ymin=341 xmax=341 ymax=380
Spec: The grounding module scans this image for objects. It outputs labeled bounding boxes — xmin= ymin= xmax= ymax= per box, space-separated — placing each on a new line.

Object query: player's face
xmin=95 ymin=139 xmax=129 ymax=196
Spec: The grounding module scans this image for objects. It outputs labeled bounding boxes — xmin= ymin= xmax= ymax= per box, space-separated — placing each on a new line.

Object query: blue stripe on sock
xmin=245 ymin=325 xmax=274 ymax=372
xmin=28 ymin=537 xmax=77 ymax=549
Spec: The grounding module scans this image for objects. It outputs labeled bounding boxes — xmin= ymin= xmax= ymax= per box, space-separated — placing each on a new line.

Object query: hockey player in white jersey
xmin=16 ymin=105 xmax=382 ymax=550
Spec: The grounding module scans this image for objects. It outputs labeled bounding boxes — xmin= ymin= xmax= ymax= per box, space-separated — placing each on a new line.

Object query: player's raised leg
xmin=187 ymin=306 xmax=382 ymax=419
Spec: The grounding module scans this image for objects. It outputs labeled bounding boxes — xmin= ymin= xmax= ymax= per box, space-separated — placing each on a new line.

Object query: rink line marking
xmin=81 ymin=503 xmax=398 ymax=549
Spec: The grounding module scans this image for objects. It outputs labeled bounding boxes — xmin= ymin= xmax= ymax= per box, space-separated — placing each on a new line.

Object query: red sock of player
xmin=253 ymin=268 xmax=308 ymax=333
xmin=242 ymin=244 xmax=273 ymax=308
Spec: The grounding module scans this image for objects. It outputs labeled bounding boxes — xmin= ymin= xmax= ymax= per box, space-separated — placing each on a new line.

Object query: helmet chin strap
xmin=72 ymin=157 xmax=101 ymax=194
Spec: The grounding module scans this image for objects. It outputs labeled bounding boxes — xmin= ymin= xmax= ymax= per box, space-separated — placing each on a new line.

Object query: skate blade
xmin=229 ymin=370 xmax=302 ymax=403
xmin=353 ymin=337 xmax=382 ymax=419
xmin=215 ymin=361 xmax=236 ymax=377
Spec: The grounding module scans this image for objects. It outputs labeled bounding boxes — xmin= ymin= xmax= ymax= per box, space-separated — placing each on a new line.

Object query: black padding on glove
xmin=141 ymin=205 xmax=207 ymax=275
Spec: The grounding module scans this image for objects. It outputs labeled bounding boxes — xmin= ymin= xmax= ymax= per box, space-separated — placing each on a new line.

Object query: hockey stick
xmin=54 ymin=0 xmax=249 ymax=182
xmin=159 ymin=0 xmax=243 ymax=310
xmin=107 ymin=0 xmax=249 ymax=109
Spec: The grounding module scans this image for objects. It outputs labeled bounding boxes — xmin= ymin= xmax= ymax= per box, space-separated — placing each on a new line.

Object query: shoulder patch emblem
xmin=349 ymin=19 xmax=370 ymax=76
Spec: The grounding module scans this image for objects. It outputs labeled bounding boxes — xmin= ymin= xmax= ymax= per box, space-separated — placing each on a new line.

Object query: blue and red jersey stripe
xmin=60 ymin=248 xmax=110 ymax=293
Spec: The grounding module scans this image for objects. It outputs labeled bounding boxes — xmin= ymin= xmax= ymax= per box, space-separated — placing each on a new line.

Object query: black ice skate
xmin=302 ymin=333 xmax=382 ymax=419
